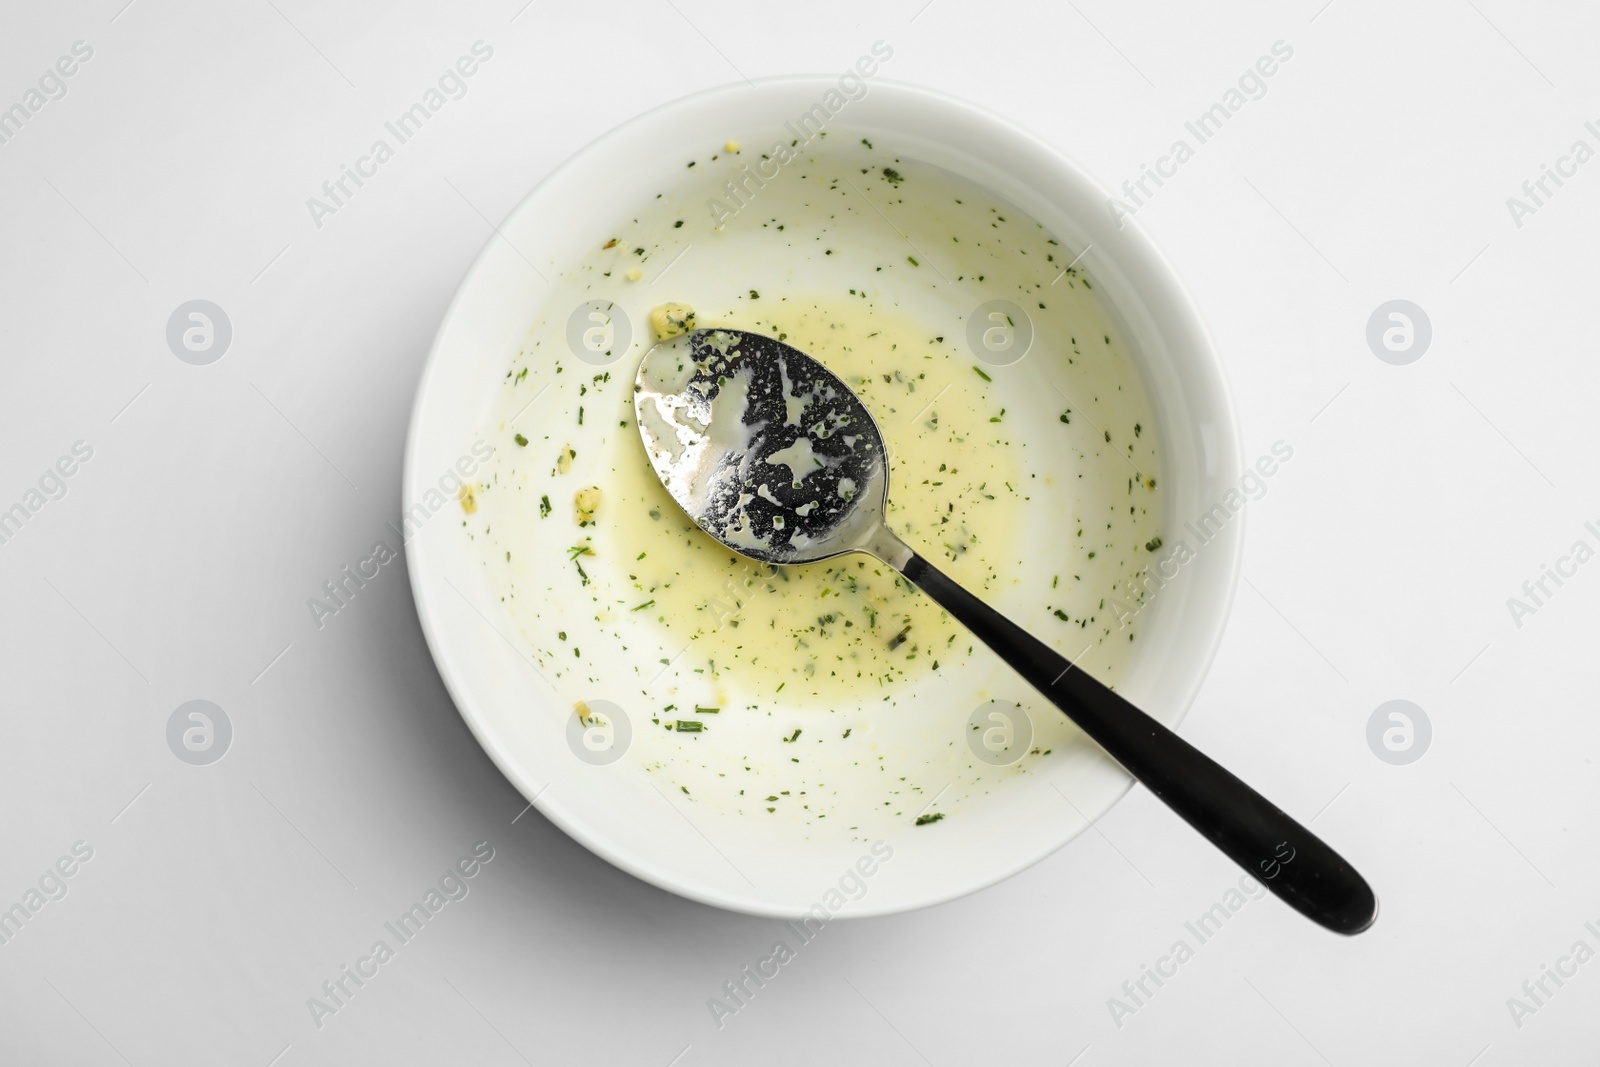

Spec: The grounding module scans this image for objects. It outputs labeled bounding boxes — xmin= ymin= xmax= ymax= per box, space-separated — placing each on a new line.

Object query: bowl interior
xmin=405 ymin=77 xmax=1243 ymax=917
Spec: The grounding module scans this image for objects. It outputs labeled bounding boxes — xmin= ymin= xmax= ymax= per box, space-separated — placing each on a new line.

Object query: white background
xmin=2 ymin=0 xmax=1597 ymax=1064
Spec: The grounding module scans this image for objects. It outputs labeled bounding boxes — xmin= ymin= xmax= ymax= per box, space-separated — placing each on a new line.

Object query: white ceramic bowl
xmin=404 ymin=77 xmax=1243 ymax=917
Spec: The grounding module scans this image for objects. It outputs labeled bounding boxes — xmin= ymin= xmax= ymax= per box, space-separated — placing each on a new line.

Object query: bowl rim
xmin=404 ymin=74 xmax=1246 ymax=918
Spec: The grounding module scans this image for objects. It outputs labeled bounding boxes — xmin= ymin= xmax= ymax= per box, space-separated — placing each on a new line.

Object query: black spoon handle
xmin=899 ymin=549 xmax=1377 ymax=935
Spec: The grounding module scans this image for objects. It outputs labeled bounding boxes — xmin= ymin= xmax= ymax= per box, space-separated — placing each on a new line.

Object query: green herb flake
xmin=567 ymin=543 xmax=593 ymax=585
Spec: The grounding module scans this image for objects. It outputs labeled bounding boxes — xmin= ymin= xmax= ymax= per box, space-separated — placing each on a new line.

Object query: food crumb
xmin=724 ymin=140 xmax=740 ymax=153
xmin=575 ymin=486 xmax=601 ymax=526
xmin=556 ymin=444 xmax=574 ymax=474
xmin=458 ymin=483 xmax=478 ymax=514
xmin=625 ymin=267 xmax=642 ymax=282
xmin=649 ymin=301 xmax=697 ymax=340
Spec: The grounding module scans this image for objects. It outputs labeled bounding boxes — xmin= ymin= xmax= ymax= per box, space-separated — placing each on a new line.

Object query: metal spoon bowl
xmin=633 ymin=326 xmax=902 ymax=566
xmin=635 ymin=327 xmax=1377 ymax=935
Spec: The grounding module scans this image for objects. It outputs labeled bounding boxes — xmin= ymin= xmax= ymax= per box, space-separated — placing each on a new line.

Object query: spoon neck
xmin=862 ymin=523 xmax=914 ymax=571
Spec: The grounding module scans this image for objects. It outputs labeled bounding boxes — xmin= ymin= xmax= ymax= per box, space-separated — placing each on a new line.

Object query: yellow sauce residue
xmin=466 ymin=139 xmax=1165 ymax=836
xmin=596 ymin=296 xmax=1023 ymax=702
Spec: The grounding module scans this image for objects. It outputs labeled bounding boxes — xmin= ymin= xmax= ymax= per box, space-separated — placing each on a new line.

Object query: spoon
xmin=634 ymin=327 xmax=1377 ymax=935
